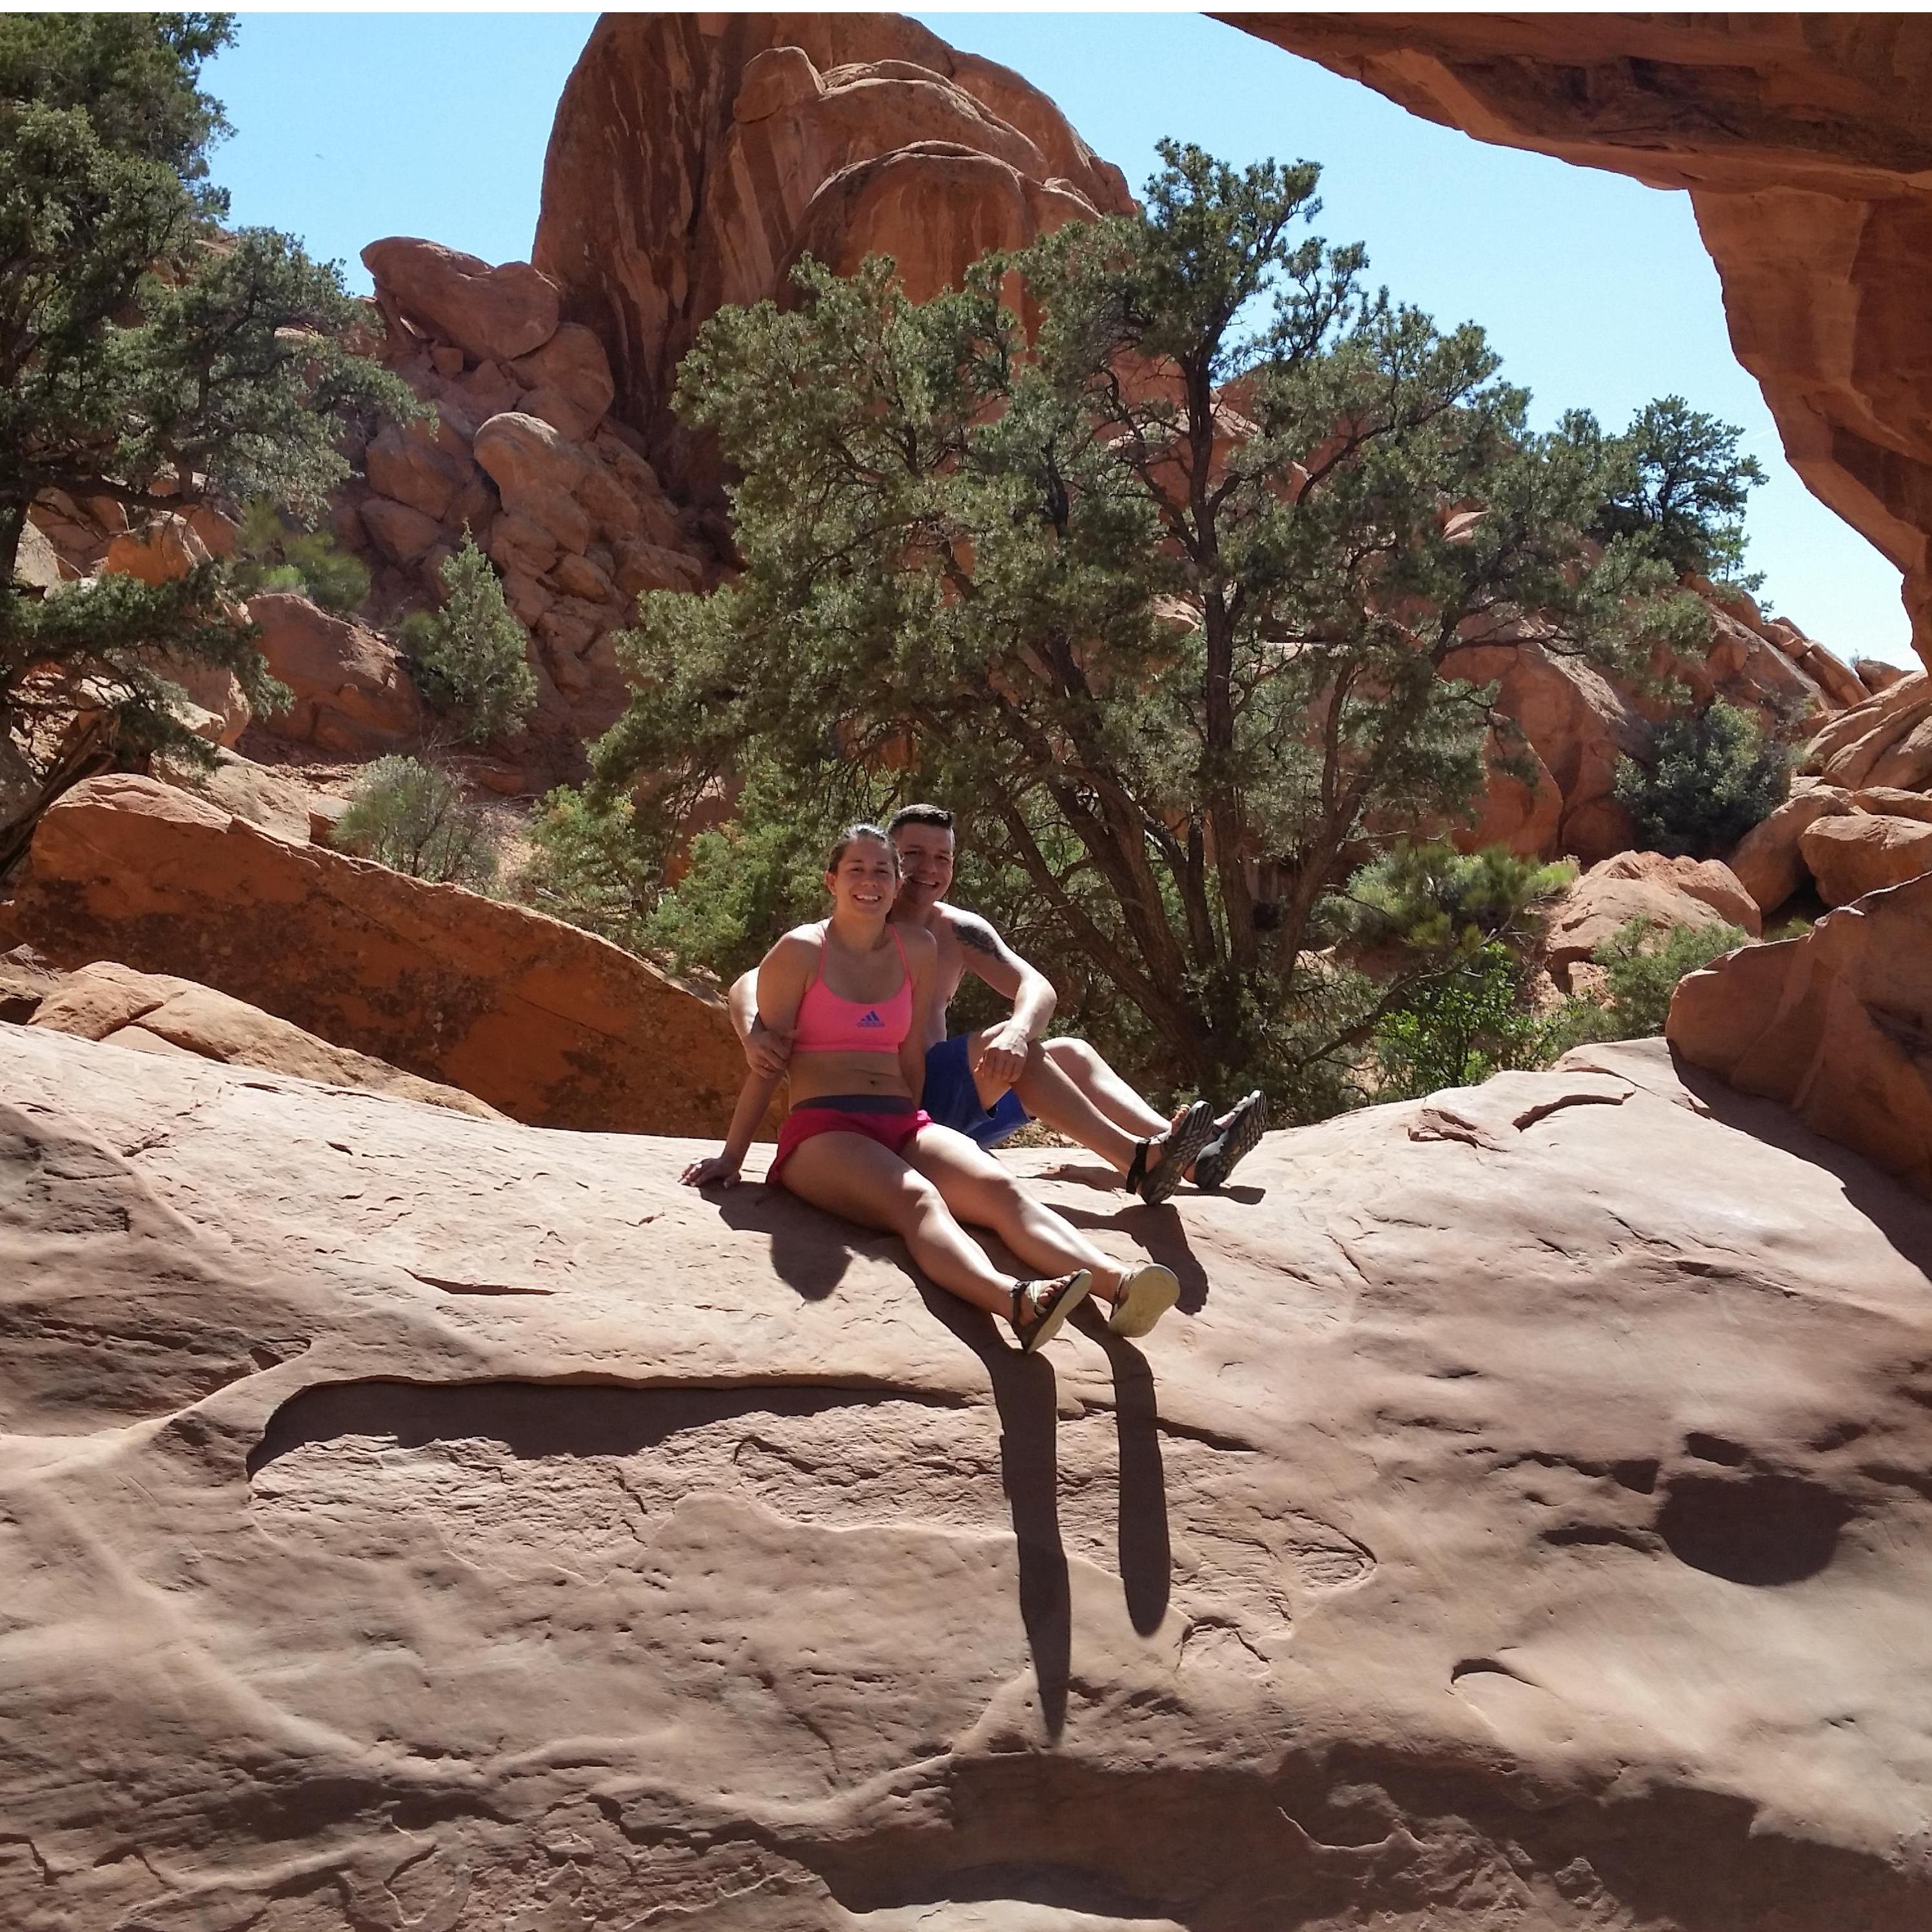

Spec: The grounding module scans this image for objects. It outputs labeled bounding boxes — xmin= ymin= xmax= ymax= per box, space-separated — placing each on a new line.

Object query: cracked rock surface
xmin=5 ymin=1025 xmax=1932 ymax=1929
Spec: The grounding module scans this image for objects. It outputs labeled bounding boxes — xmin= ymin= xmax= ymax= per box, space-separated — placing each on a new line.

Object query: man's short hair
xmin=887 ymin=803 xmax=954 ymax=836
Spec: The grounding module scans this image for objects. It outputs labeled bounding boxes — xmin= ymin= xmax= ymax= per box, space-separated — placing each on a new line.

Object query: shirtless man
xmin=728 ymin=803 xmax=1267 ymax=1201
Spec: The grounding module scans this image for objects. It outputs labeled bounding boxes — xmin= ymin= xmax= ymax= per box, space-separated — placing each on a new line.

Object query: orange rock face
xmin=1227 ymin=14 xmax=1932 ymax=668
xmin=533 ymin=14 xmax=1131 ymax=511
xmin=1671 ymin=869 xmax=1932 ymax=1197
xmin=8 ymin=1020 xmax=1932 ymax=1926
xmin=247 ymin=591 xmax=424 ymax=756
xmin=1541 ymin=851 xmax=1754 ymax=990
xmin=5 ymin=774 xmax=751 ymax=1136
xmin=1800 ymin=812 xmax=1932 ymax=907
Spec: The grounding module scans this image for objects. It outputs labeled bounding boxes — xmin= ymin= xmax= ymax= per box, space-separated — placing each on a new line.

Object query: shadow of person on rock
xmin=707 ymin=1173 xmax=856 ymax=1301
xmin=920 ymin=1285 xmax=1073 ymax=1740
xmin=1072 ymin=1308 xmax=1173 ymax=1637
xmin=1054 ymin=1204 xmax=1212 ymax=1316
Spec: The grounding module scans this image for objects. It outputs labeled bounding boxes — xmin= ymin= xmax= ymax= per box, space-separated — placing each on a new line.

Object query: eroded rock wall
xmin=532 ymin=12 xmax=1132 ymax=516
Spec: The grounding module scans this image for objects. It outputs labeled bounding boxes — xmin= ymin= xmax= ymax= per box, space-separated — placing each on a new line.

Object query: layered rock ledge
xmin=6 ymin=1023 xmax=1932 ymax=1927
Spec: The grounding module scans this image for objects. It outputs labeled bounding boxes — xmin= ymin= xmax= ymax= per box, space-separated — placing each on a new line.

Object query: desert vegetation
xmin=549 ymin=142 xmax=1768 ymax=1114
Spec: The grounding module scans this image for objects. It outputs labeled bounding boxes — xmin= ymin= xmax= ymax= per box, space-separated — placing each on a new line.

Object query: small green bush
xmin=1541 ymin=916 xmax=1750 ymax=1053
xmin=232 ymin=499 xmax=371 ymax=615
xmin=1613 ymin=700 xmax=1790 ymax=860
xmin=1368 ymin=941 xmax=1546 ymax=1099
xmin=331 ymin=755 xmax=498 ymax=889
xmin=1334 ymin=842 xmax=1578 ymax=954
xmin=404 ymin=536 xmax=538 ymax=745
xmin=518 ymin=785 xmax=659 ymax=954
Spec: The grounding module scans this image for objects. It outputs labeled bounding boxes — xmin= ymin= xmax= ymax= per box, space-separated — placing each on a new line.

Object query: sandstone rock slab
xmin=1541 ymin=853 xmax=1749 ymax=987
xmin=248 ymin=590 xmax=423 ymax=755
xmin=362 ymin=236 xmax=563 ymax=364
xmin=28 ymin=960 xmax=497 ymax=1116
xmin=1800 ymin=812 xmax=1932 ymax=906
xmin=5 ymin=1023 xmax=1932 ymax=1927
xmin=1671 ymin=869 xmax=1932 ymax=1196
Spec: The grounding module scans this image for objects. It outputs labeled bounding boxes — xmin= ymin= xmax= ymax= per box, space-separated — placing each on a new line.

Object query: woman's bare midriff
xmin=787 ymin=1050 xmax=913 ymax=1108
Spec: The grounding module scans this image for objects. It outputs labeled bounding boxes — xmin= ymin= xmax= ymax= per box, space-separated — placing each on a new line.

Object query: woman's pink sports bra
xmin=792 ymin=924 xmax=914 ymax=1054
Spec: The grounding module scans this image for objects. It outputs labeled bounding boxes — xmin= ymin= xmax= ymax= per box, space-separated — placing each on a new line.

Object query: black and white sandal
xmin=1125 ymin=1100 xmax=1216 ymax=1206
xmin=1191 ymin=1091 xmax=1268 ymax=1192
xmin=1012 ymin=1269 xmax=1094 ymax=1353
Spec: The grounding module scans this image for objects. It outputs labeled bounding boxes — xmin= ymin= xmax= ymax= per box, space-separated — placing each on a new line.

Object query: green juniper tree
xmin=402 ymin=535 xmax=538 ymax=745
xmin=1 ymin=12 xmax=415 ymax=826
xmin=1569 ymin=394 xmax=1767 ymax=586
xmin=591 ymin=143 xmax=1703 ymax=1103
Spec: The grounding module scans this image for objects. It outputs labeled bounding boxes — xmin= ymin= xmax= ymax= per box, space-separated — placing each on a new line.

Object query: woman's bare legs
xmin=905 ymin=1125 xmax=1129 ymax=1303
xmin=777 ymin=1131 xmax=1018 ymax=1317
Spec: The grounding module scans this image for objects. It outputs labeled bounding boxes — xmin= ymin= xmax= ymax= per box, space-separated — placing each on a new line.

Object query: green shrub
xmin=518 ymin=785 xmax=659 ymax=954
xmin=1336 ymin=842 xmax=1577 ymax=954
xmin=1613 ymin=700 xmax=1790 ymax=859
xmin=330 ymin=755 xmax=498 ymax=889
xmin=1541 ymin=916 xmax=1750 ymax=1053
xmin=232 ymin=499 xmax=371 ymax=615
xmin=1368 ymin=941 xmax=1546 ymax=1099
xmin=404 ymin=536 xmax=538 ymax=745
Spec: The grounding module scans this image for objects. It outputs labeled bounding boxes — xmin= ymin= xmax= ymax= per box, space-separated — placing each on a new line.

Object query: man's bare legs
xmin=968 ymin=1030 xmax=1249 ymax=1184
xmin=961 ymin=1029 xmax=1190 ymax=1181
xmin=1040 ymin=1037 xmax=1169 ymax=1138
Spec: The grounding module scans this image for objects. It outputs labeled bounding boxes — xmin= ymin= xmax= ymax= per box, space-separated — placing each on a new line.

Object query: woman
xmin=680 ymin=824 xmax=1181 ymax=1352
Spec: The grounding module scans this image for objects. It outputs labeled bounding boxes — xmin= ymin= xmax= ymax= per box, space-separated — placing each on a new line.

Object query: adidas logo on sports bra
xmin=856 ymin=1010 xmax=885 ymax=1027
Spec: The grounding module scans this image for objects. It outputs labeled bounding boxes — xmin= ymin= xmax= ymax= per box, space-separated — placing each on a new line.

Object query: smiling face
xmin=892 ymin=821 xmax=955 ymax=914
xmin=825 ymin=834 xmax=900 ymax=920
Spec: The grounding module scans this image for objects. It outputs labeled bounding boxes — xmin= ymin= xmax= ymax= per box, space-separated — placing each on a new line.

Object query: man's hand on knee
xmin=972 ymin=1019 xmax=1032 ymax=1096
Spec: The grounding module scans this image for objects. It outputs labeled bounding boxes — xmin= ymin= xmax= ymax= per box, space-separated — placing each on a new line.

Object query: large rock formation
xmin=1670 ymin=869 xmax=1932 ymax=1199
xmin=1 ymin=773 xmax=749 ymax=1136
xmin=1226 ymin=14 xmax=1932 ymax=669
xmin=6 ymin=1023 xmax=1932 ymax=1927
xmin=532 ymin=13 xmax=1132 ymax=515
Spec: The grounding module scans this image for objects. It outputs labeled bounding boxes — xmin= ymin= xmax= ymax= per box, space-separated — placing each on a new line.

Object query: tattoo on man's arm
xmin=955 ymin=916 xmax=1007 ymax=958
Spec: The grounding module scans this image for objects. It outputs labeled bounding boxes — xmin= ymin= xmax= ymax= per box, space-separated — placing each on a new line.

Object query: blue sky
xmin=204 ymin=11 xmax=1913 ymax=665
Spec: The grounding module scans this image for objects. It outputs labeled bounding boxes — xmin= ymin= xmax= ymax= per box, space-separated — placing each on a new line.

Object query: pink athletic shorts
xmin=770 ymin=1099 xmax=931 ymax=1187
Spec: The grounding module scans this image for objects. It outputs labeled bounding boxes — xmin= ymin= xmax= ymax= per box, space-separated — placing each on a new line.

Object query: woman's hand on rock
xmin=680 ymin=1154 xmax=742 ymax=1188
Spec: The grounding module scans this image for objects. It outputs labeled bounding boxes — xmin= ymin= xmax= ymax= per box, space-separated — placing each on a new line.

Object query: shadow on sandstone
xmin=1671 ymin=1049 xmax=1932 ymax=1277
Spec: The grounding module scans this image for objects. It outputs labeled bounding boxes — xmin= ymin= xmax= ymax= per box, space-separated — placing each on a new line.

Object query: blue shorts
xmin=922 ymin=1034 xmax=1032 ymax=1148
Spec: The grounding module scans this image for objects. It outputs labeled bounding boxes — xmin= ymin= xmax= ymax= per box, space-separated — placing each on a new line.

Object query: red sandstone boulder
xmin=1727 ymin=784 xmax=1855 ymax=911
xmin=362 ymin=237 xmax=562 ymax=365
xmin=1542 ymin=852 xmax=1752 ymax=989
xmin=6 ymin=773 xmax=751 ymax=1136
xmin=246 ymin=591 xmax=422 ymax=756
xmin=150 ymin=744 xmax=320 ymax=845
xmin=28 ymin=960 xmax=497 ymax=1117
xmin=1800 ymin=812 xmax=1932 ymax=906
xmin=508 ymin=322 xmax=616 ymax=431
xmin=533 ymin=14 xmax=1130 ymax=512
xmin=1671 ymin=869 xmax=1932 ymax=1196
xmin=101 ymin=515 xmax=210 ymax=586
xmin=1853 ymin=786 xmax=1932 ymax=824
xmin=1441 ymin=631 xmax=1648 ymax=863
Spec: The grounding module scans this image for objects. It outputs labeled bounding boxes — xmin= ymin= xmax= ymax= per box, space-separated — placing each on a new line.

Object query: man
xmin=728 ymin=804 xmax=1268 ymax=1199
